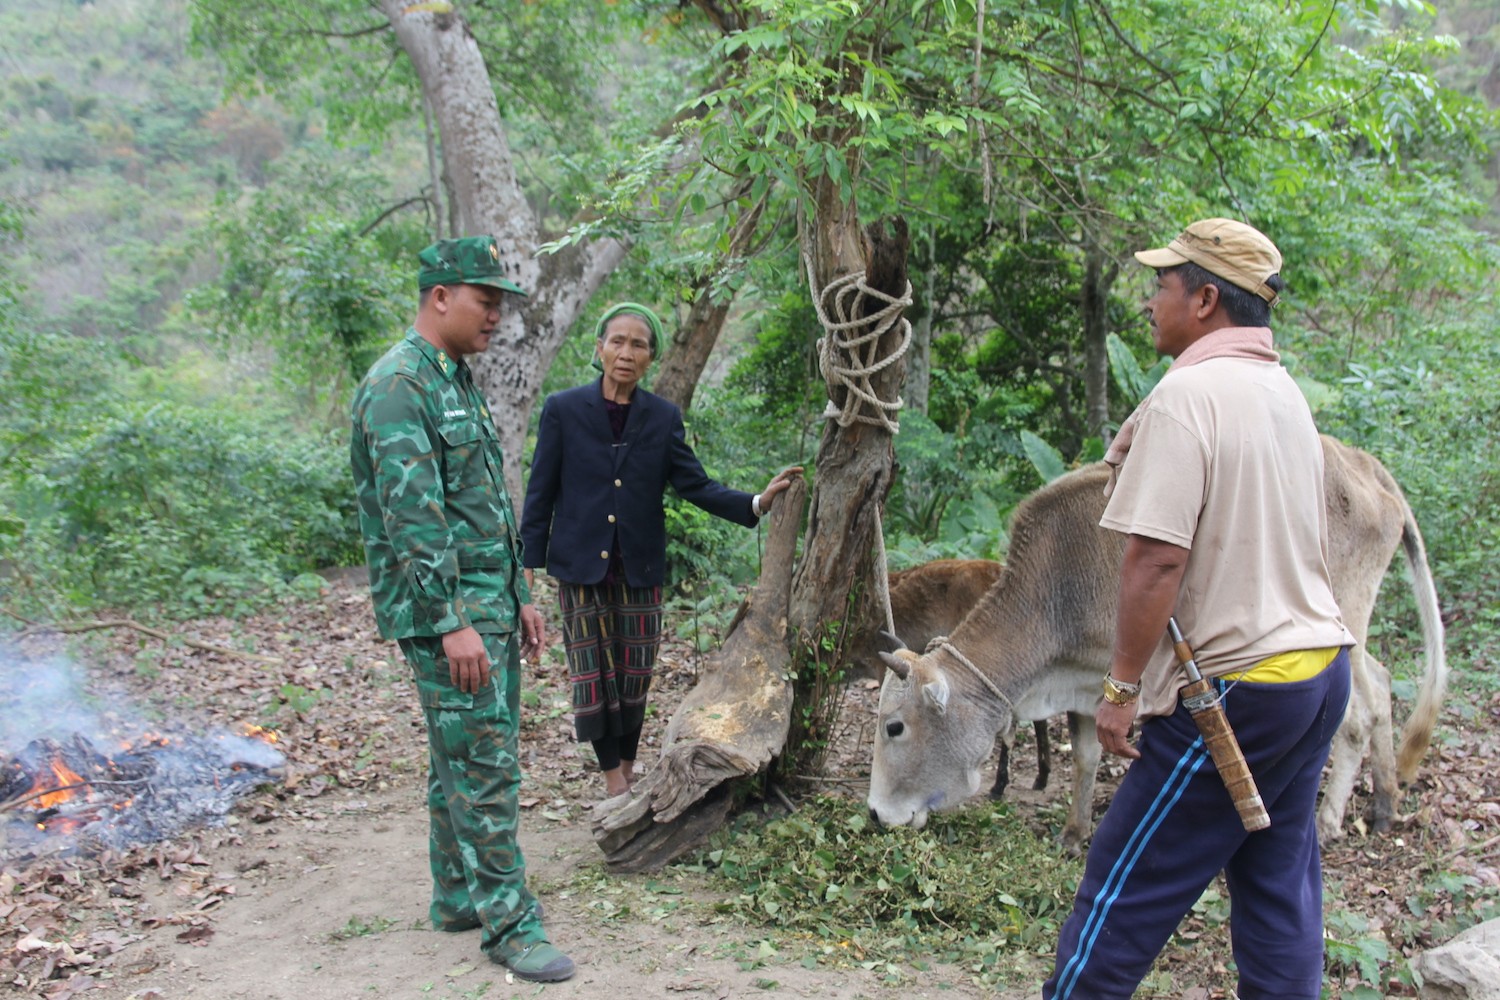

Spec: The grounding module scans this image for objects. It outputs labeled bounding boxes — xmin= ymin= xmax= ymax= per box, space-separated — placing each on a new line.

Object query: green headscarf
xmin=593 ymin=302 xmax=663 ymax=360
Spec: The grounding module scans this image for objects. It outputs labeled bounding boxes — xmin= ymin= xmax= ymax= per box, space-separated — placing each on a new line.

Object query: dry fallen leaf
xmin=174 ymin=925 xmax=213 ymax=945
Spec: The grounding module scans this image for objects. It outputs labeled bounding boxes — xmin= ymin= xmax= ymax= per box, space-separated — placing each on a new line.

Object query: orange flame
xmin=237 ymin=723 xmax=280 ymax=744
xmin=30 ymin=758 xmax=86 ymax=809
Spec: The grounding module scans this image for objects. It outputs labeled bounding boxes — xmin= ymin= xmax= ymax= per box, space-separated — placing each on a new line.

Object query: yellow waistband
xmin=1228 ymin=647 xmax=1341 ymax=684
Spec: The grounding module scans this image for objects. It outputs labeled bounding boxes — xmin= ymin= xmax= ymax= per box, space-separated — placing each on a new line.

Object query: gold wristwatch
xmin=1102 ymin=674 xmax=1141 ymax=706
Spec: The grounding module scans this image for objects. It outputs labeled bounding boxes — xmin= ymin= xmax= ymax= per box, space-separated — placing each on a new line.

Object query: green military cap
xmin=417 ymin=235 xmax=527 ymax=295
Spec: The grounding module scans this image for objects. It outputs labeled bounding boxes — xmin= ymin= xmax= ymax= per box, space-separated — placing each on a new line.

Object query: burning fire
xmin=4 ymin=720 xmax=285 ymax=846
xmin=29 ymin=758 xmax=86 ymax=810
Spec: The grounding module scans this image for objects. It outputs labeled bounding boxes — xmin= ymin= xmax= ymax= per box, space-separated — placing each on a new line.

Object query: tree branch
xmin=2 ymin=607 xmax=284 ymax=664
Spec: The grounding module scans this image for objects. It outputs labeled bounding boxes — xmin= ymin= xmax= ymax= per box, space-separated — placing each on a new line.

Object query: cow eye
xmin=885 ymin=720 xmax=904 ymax=739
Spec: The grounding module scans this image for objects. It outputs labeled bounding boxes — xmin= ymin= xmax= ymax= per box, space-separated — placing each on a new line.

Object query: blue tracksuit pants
xmin=1045 ymin=649 xmax=1351 ymax=1000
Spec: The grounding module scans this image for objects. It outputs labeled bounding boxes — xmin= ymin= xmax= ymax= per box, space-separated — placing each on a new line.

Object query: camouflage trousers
xmin=397 ymin=631 xmax=546 ymax=961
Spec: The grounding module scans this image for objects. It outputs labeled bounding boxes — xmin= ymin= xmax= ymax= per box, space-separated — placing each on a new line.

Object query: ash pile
xmin=1 ymin=651 xmax=284 ymax=854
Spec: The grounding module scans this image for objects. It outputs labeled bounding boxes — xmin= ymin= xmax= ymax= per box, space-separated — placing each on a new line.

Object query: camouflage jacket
xmin=350 ymin=328 xmax=531 ymax=640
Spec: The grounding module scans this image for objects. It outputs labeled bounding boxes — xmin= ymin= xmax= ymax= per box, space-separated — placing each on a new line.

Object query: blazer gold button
xmin=600 ymin=550 xmax=609 ymax=559
xmin=608 ymin=515 xmax=616 ymax=523
xmin=614 ymin=478 xmax=622 ymax=487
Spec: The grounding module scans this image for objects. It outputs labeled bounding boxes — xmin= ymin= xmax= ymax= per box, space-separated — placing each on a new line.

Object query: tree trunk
xmin=786 ymin=157 xmax=910 ymax=701
xmin=1081 ymin=243 xmax=1116 ymax=441
xmin=421 ymin=96 xmax=445 ymax=239
xmin=651 ymin=188 xmax=768 ymax=411
xmin=380 ymin=2 xmax=628 ymax=501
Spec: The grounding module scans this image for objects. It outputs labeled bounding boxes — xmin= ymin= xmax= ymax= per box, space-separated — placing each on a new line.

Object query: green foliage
xmin=1312 ymin=318 xmax=1500 ymax=671
xmin=279 ymin=683 xmax=326 ymax=715
xmin=0 ymin=0 xmax=285 ymax=342
xmin=185 ymin=147 xmax=419 ymax=421
xmin=885 ymin=410 xmax=1010 ymax=564
xmin=661 ymin=403 xmax=772 ymax=592
xmin=1105 ymin=333 xmax=1167 ymax=411
xmin=785 ymin=614 xmax=852 ymax=774
xmin=693 ymin=796 xmax=1080 ymax=984
xmin=1 ymin=385 xmax=359 ymax=617
xmin=1019 ymin=431 xmax=1067 ymax=485
xmin=724 ymin=286 xmax=826 ymax=430
xmin=1323 ymin=910 xmax=1394 ymax=987
xmin=328 ymin=915 xmax=397 ymax=941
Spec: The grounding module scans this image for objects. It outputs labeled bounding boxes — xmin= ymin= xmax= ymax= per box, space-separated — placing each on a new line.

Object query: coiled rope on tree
xmin=805 ymin=256 xmax=913 ymax=433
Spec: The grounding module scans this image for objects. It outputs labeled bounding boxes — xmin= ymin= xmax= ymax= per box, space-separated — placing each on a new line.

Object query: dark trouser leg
xmin=1226 ymin=651 xmax=1350 ymax=1000
xmin=1045 ymin=652 xmax=1351 ymax=1000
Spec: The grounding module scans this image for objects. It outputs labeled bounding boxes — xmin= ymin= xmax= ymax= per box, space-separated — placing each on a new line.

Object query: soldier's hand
xmin=519 ymin=603 xmax=547 ymax=663
xmin=443 ymin=626 xmax=491 ymax=694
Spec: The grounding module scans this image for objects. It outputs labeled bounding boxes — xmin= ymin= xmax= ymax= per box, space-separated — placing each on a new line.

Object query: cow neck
xmin=931 ymin=640 xmax=1014 ymax=718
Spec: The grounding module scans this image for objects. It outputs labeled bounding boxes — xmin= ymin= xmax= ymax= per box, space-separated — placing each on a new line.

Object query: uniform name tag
xmin=443 ymin=409 xmax=468 ymax=419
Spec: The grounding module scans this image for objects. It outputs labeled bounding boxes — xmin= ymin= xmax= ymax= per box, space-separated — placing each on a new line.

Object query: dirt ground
xmin=3 ymin=572 xmax=1495 ymax=999
xmin=2 ymin=576 xmax=1046 ymax=1000
xmin=89 ymin=782 xmax=1032 ymax=1000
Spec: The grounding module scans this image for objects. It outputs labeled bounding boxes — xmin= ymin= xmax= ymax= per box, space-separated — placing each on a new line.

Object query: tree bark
xmin=380 ymin=2 xmax=628 ymax=501
xmin=1081 ymin=242 xmax=1117 ymax=441
xmin=651 ymin=187 xmax=768 ymax=411
xmin=786 ymin=150 xmax=911 ymax=695
xmin=421 ymin=96 xmax=445 ymax=239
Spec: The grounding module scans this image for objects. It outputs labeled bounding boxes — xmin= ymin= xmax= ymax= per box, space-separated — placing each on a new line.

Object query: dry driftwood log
xmin=590 ymin=479 xmax=806 ymax=871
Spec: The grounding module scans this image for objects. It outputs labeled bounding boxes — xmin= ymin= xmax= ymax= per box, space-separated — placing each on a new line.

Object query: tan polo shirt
xmin=1101 ymin=356 xmax=1353 ymax=720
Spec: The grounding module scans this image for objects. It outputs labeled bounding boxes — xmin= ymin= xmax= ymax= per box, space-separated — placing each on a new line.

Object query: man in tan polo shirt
xmin=1045 ymin=219 xmax=1354 ymax=1000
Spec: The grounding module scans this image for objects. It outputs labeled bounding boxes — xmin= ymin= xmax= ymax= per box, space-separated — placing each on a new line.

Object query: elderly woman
xmin=521 ymin=302 xmax=800 ymax=799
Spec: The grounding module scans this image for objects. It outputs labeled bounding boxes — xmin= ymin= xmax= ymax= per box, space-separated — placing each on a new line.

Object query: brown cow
xmin=868 ymin=437 xmax=1446 ymax=849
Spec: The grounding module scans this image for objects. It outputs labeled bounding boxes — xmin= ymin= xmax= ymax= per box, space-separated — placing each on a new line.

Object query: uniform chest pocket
xmin=438 ymin=421 xmax=490 ymax=493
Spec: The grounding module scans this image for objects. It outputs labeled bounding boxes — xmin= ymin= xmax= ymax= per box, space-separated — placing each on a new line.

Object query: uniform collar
xmin=405 ymin=327 xmax=465 ymax=383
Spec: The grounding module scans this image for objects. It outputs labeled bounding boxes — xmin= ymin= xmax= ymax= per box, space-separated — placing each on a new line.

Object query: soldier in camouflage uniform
xmin=350 ymin=235 xmax=574 ymax=983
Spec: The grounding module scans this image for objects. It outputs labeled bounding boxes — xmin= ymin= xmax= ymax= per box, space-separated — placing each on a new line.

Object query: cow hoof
xmin=1316 ymin=817 xmax=1344 ymax=843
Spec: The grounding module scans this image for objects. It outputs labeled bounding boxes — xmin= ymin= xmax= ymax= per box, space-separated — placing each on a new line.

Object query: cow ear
xmin=879 ymin=650 xmax=910 ymax=680
xmin=922 ymin=674 xmax=950 ymax=714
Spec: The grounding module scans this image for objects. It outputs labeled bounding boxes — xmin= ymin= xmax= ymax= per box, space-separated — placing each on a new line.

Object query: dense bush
xmin=0 ymin=329 xmax=360 ymax=618
xmin=50 ymin=403 xmax=357 ymax=608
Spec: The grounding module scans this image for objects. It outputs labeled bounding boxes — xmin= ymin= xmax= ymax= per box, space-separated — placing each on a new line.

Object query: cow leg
xmin=991 ymin=720 xmax=1054 ymax=799
xmin=1061 ymin=711 xmax=1100 ymax=855
xmin=1032 ymin=719 xmax=1052 ymax=791
xmin=989 ymin=729 xmax=1014 ymax=800
xmin=1318 ymin=647 xmax=1375 ymax=841
xmin=1363 ymin=654 xmax=1398 ymax=833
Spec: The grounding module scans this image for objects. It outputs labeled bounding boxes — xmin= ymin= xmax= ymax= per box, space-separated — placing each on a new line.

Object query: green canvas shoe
xmin=496 ymin=941 xmax=574 ymax=983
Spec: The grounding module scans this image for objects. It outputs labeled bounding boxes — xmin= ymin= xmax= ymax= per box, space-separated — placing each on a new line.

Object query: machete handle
xmin=1180 ymin=677 xmax=1271 ymax=832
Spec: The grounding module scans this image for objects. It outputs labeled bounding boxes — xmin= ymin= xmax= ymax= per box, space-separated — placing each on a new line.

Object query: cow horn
xmin=879 ymin=650 xmax=910 ymax=680
xmin=878 ymin=629 xmax=907 ymax=652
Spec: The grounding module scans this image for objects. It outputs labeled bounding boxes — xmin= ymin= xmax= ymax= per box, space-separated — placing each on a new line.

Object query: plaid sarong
xmin=558 ymin=582 xmax=663 ymax=744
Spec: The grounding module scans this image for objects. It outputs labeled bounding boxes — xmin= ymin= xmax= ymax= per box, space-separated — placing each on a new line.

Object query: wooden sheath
xmin=1178 ymin=676 xmax=1271 ymax=832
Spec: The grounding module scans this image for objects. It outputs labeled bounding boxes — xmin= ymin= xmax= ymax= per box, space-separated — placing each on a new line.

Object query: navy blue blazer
xmin=520 ymin=380 xmax=758 ymax=588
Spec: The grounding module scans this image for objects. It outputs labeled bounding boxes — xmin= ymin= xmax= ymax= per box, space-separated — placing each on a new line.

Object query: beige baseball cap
xmin=1134 ymin=218 xmax=1282 ymax=304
